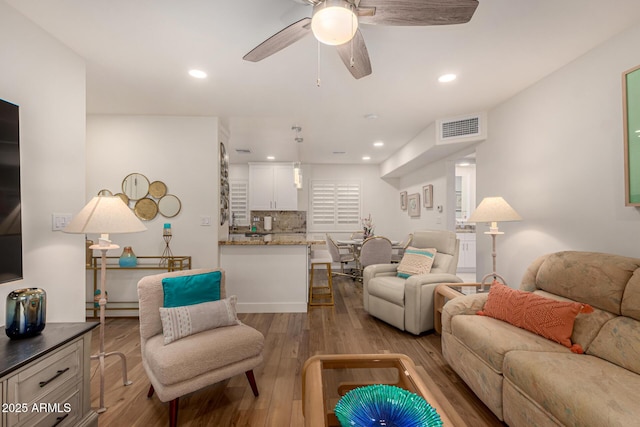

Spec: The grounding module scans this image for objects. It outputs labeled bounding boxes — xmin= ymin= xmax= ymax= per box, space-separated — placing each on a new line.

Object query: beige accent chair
xmin=137 ymin=268 xmax=264 ymax=427
xmin=363 ymin=230 xmax=462 ymax=335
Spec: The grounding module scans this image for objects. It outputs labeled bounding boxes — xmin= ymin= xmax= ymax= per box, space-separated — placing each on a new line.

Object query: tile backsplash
xmin=250 ymin=210 xmax=306 ymax=233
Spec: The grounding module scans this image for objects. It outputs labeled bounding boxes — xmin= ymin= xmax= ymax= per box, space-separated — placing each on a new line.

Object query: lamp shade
xmin=311 ymin=0 xmax=358 ymax=46
xmin=63 ymin=196 xmax=147 ymax=234
xmin=467 ymin=197 xmax=522 ymax=224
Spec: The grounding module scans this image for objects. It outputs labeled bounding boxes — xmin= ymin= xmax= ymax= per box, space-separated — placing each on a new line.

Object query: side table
xmin=434 ymin=283 xmax=492 ymax=334
xmin=86 ymin=255 xmax=191 ymax=317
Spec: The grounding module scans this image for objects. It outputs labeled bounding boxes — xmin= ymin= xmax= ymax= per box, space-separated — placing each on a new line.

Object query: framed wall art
xmin=423 ymin=184 xmax=433 ymax=208
xmin=400 ymin=191 xmax=407 ymax=210
xmin=408 ymin=193 xmax=420 ymax=217
xmin=623 ymin=65 xmax=640 ymax=206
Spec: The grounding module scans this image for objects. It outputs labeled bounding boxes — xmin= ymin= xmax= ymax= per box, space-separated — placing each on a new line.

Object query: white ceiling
xmin=7 ymin=0 xmax=640 ymax=165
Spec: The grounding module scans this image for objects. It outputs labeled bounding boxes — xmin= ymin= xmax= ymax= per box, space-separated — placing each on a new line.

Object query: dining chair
xmin=350 ymin=231 xmax=365 ymax=240
xmin=391 ymin=233 xmax=413 ymax=263
xmin=326 ymin=234 xmax=357 ymax=278
xmin=356 ymin=236 xmax=393 ymax=280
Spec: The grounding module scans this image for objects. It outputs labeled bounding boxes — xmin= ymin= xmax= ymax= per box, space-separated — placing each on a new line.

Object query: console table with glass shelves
xmin=86 ymin=255 xmax=191 ymax=318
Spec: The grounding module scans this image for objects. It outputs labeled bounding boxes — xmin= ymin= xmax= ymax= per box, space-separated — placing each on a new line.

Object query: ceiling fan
xmin=243 ymin=0 xmax=479 ymax=79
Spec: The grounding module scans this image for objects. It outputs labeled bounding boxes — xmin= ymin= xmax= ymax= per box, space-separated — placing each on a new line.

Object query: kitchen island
xmin=219 ymin=234 xmax=325 ymax=313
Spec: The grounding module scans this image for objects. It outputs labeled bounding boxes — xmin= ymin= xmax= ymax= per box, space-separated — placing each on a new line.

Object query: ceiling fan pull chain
xmin=317 ymin=40 xmax=321 ymax=87
xmin=350 ymin=38 xmax=355 ymax=67
xmin=350 ymin=5 xmax=355 ymax=67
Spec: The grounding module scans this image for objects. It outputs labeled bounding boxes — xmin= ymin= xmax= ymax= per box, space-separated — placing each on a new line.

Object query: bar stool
xmin=309 ymin=249 xmax=334 ymax=306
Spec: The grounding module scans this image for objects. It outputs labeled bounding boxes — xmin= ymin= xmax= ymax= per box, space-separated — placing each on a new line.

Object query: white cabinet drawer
xmin=7 ymin=340 xmax=81 ymax=406
xmin=9 ymin=383 xmax=81 ymax=427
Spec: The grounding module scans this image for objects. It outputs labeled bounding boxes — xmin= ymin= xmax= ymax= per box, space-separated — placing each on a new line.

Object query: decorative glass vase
xmin=6 ymin=288 xmax=46 ymax=339
xmin=119 ymin=246 xmax=137 ymax=267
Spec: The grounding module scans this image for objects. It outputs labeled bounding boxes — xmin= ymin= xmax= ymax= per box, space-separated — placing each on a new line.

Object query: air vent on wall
xmin=235 ymin=148 xmax=252 ymax=154
xmin=436 ymin=112 xmax=487 ymax=144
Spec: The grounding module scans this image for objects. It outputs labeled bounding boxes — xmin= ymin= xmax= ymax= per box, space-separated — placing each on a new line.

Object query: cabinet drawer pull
xmin=52 ymin=413 xmax=69 ymax=427
xmin=39 ymin=367 xmax=70 ymax=387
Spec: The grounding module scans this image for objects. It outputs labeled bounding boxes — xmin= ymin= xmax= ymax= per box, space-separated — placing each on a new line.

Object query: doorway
xmin=455 ymin=154 xmax=476 ymax=276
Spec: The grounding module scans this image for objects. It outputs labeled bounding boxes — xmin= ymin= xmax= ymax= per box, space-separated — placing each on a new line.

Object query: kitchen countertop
xmin=219 ymin=233 xmax=326 ymax=246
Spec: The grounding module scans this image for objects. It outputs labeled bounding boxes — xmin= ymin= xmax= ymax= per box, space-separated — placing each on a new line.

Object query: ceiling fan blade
xmin=335 ymin=30 xmax=372 ymax=79
xmin=243 ymin=17 xmax=312 ymax=62
xmin=357 ymin=0 xmax=478 ymax=26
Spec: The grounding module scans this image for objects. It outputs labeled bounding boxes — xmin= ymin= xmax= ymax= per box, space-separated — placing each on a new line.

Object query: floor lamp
xmin=64 ymin=196 xmax=147 ymax=413
xmin=467 ymin=196 xmax=522 ymax=286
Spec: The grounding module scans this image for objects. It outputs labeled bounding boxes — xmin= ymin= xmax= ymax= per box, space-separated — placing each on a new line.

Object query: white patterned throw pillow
xmin=159 ymin=295 xmax=240 ymax=345
xmin=397 ymin=247 xmax=438 ymax=278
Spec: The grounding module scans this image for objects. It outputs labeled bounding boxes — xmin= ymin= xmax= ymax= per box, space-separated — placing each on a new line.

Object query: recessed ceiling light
xmin=266 ymin=156 xmax=275 ymax=160
xmin=364 ymin=113 xmax=378 ymax=120
xmin=189 ymin=69 xmax=207 ymax=79
xmin=373 ymin=141 xmax=384 ymax=147
xmin=362 ymin=156 xmax=371 ymax=161
xmin=438 ymin=73 xmax=457 ymax=83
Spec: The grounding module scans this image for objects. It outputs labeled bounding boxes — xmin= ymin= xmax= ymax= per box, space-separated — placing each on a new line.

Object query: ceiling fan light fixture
xmin=438 ymin=73 xmax=457 ymax=83
xmin=311 ymin=0 xmax=358 ymax=46
xmin=188 ymin=69 xmax=207 ymax=79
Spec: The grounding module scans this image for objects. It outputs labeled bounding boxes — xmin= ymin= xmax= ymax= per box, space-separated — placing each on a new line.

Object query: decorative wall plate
xmin=220 ymin=141 xmax=230 ymax=225
xmin=115 ymin=192 xmax=129 ymax=206
xmin=134 ymin=198 xmax=158 ymax=220
xmin=149 ymin=180 xmax=167 ymax=198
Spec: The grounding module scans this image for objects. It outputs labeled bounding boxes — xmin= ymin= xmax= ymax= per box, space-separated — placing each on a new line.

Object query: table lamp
xmin=63 ymin=196 xmax=146 ymax=413
xmin=467 ymin=196 xmax=522 ymax=286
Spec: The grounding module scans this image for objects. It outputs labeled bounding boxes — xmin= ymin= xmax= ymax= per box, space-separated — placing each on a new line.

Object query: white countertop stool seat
xmin=309 ymin=249 xmax=334 ymax=307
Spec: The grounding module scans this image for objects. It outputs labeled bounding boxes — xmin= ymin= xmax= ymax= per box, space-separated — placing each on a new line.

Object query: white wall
xmin=0 ymin=2 xmax=86 ymax=323
xmin=476 ymin=22 xmax=640 ymax=286
xmin=86 ymin=116 xmax=220 ymax=310
xmin=397 ymin=160 xmax=453 ymax=233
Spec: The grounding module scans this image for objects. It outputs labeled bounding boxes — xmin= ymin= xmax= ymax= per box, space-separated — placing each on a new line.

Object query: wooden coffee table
xmin=434 ymin=282 xmax=492 ymax=334
xmin=301 ymin=353 xmax=453 ymax=427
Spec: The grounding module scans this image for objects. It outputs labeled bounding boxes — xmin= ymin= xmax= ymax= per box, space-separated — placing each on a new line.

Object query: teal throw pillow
xmin=396 ymin=247 xmax=437 ymax=278
xmin=162 ymin=271 xmax=221 ymax=308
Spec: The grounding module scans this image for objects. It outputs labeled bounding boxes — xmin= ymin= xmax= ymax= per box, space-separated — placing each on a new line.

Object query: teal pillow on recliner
xmin=162 ymin=271 xmax=221 ymax=308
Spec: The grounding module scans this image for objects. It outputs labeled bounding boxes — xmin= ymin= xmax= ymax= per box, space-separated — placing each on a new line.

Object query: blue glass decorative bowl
xmin=334 ymin=384 xmax=442 ymax=427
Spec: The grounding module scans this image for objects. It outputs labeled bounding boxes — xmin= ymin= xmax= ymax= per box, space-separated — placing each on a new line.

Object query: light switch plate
xmin=52 ymin=213 xmax=73 ymax=231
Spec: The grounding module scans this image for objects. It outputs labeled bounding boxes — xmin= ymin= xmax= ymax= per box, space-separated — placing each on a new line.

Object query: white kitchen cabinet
xmin=249 ymin=163 xmax=297 ymax=210
xmin=457 ymin=232 xmax=476 ymax=272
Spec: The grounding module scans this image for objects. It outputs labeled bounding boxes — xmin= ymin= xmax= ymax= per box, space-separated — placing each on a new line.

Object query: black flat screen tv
xmin=0 ymin=98 xmax=22 ymax=284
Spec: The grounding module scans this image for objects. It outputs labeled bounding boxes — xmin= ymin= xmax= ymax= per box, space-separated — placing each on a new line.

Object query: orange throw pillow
xmin=478 ymin=282 xmax=593 ymax=353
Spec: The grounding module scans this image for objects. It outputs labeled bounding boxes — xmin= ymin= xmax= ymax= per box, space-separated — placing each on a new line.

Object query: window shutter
xmin=230 ymin=180 xmax=249 ymax=226
xmin=311 ymin=180 xmax=361 ymax=230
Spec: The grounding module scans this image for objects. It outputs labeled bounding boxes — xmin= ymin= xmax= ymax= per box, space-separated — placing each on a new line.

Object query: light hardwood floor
xmin=89 ymin=272 xmax=504 ymax=426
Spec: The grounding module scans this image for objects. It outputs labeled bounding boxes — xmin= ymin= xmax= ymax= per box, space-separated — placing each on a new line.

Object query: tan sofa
xmin=442 ymin=251 xmax=640 ymax=426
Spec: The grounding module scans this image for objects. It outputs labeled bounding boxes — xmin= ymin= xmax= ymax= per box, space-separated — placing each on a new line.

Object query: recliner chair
xmin=363 ymin=230 xmax=462 ymax=335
